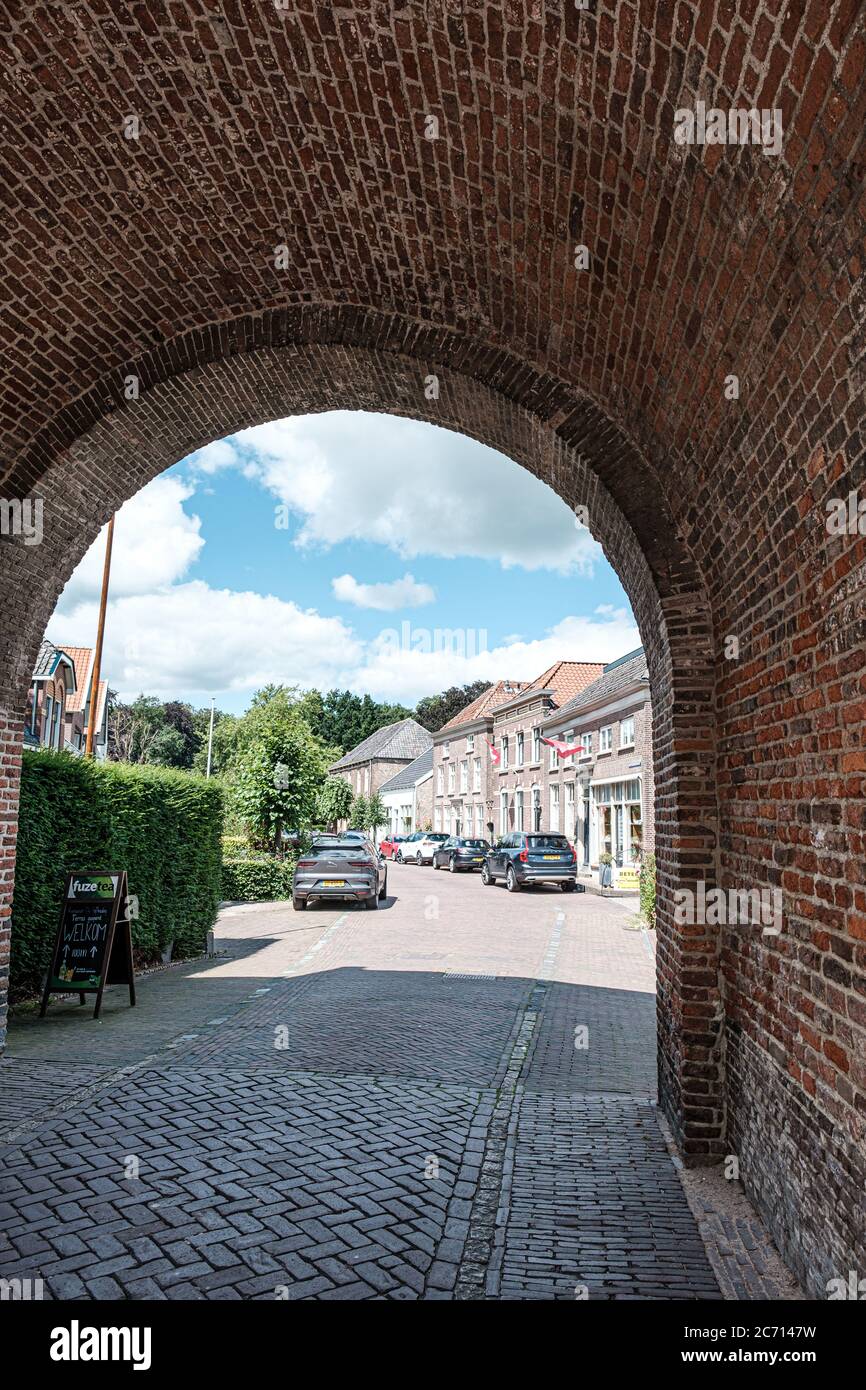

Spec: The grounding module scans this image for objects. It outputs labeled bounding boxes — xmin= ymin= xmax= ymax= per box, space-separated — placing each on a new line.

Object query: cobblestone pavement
xmin=0 ymin=869 xmax=792 ymax=1299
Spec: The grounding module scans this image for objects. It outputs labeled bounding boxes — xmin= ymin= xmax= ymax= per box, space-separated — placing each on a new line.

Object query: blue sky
xmin=48 ymin=411 xmax=639 ymax=713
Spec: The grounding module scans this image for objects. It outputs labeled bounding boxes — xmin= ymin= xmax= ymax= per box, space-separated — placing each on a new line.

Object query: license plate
xmin=542 ymin=855 xmax=561 ymax=860
xmin=472 ymin=857 xmax=483 ymax=861
xmin=322 ymin=879 xmax=346 ymax=887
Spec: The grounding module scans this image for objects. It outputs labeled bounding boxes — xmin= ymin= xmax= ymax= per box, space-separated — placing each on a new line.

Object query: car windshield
xmin=462 ymin=839 xmax=489 ymax=848
xmin=427 ymin=834 xmax=448 ymax=841
xmin=527 ymin=835 xmax=570 ymax=849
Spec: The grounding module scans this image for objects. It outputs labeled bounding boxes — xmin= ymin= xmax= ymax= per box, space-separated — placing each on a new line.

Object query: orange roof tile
xmin=437 ymin=679 xmax=530 ymax=734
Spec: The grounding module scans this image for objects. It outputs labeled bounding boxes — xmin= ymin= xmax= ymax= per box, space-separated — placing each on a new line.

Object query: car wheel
xmin=365 ymin=893 xmax=379 ymax=910
xmin=506 ymin=865 xmax=520 ymax=893
xmin=481 ymin=863 xmax=494 ymax=886
xmin=449 ymin=855 xmax=458 ymax=873
xmin=396 ymin=851 xmax=403 ymax=863
xmin=379 ymin=875 xmax=387 ymax=901
xmin=416 ymin=852 xmax=423 ymax=866
xmin=292 ymin=894 xmax=306 ymax=911
xmin=432 ymin=855 xmax=440 ymax=870
xmin=561 ymin=880 xmax=575 ymax=893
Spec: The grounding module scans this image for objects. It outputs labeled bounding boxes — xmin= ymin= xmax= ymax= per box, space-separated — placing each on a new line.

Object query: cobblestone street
xmin=0 ymin=870 xmax=791 ymax=1300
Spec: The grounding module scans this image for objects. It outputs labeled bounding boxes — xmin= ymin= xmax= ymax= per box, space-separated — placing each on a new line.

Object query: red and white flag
xmin=485 ymin=738 xmax=501 ymax=766
xmin=541 ymin=736 xmax=585 ymax=758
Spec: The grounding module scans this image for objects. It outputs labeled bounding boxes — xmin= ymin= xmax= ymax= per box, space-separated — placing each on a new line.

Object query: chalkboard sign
xmin=39 ymin=871 xmax=136 ymax=1020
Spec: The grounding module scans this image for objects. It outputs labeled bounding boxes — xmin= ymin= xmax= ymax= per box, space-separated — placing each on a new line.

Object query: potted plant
xmin=598 ymin=851 xmax=614 ymax=889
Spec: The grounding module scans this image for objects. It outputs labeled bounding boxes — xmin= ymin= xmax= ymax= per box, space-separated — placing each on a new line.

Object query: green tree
xmin=349 ymin=794 xmax=369 ymax=831
xmin=233 ymin=718 xmax=328 ymax=852
xmin=317 ymin=776 xmax=354 ymax=830
xmin=414 ymin=680 xmax=490 ymax=732
xmin=367 ymin=792 xmax=387 ymax=840
xmin=146 ymin=725 xmax=188 ymax=768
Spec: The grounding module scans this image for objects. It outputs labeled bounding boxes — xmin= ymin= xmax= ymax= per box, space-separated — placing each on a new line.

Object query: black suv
xmin=482 ymin=832 xmax=581 ymax=892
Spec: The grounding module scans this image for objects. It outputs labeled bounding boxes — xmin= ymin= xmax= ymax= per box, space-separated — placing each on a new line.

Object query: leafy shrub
xmin=221 ymin=833 xmax=251 ymax=857
xmin=11 ymin=750 xmax=223 ymax=1001
xmin=221 ymin=856 xmax=294 ymax=902
xmin=639 ymin=851 xmax=656 ymax=928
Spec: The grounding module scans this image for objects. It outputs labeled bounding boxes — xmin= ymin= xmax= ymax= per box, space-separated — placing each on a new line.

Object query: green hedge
xmin=222 ymin=856 xmax=294 ymax=902
xmin=11 ymin=750 xmax=223 ymax=1001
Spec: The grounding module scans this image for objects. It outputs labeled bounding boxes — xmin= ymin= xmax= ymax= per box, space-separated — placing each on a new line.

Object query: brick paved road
xmin=0 ymin=867 xmax=725 ymax=1299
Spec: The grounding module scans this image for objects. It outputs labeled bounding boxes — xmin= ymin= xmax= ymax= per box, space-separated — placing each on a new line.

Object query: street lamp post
xmin=205 ymin=697 xmax=215 ymax=778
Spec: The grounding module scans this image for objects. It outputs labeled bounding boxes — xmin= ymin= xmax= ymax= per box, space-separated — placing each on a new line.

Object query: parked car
xmin=431 ymin=836 xmax=491 ymax=872
xmin=406 ymin=832 xmax=449 ymax=865
xmin=379 ymin=833 xmax=408 ymax=860
xmin=481 ymin=832 xmax=580 ymax=892
xmin=395 ymin=832 xmax=423 ymax=862
xmin=293 ymin=840 xmax=387 ymax=910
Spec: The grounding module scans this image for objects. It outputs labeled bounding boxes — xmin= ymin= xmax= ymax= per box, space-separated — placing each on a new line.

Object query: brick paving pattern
xmin=0 ymin=871 xmax=793 ymax=1299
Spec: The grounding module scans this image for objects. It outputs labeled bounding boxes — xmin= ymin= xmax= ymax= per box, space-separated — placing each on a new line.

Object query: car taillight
xmin=297 ymin=860 xmax=315 ymax=868
xmin=519 ymin=848 xmax=528 ymax=862
xmin=348 ymin=860 xmax=372 ymax=869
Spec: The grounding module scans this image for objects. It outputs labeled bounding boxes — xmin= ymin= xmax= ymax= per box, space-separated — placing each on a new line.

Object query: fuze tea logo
xmin=69 ymin=875 xmax=117 ymax=900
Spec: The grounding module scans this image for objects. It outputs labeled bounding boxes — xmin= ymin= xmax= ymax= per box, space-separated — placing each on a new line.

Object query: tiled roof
xmin=379 ymin=747 xmax=434 ymax=793
xmin=547 ymin=648 xmax=649 ymax=723
xmin=436 ymin=680 xmax=529 ymax=734
xmin=64 ymin=648 xmax=95 ymax=711
xmin=329 ymin=717 xmax=432 ymax=770
xmin=518 ymin=659 xmax=606 ymax=708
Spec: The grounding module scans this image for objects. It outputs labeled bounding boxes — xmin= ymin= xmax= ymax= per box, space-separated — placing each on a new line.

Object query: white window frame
xmin=550 ymin=783 xmax=560 ymax=831
xmin=502 ymin=735 xmax=509 ymax=770
xmin=437 ymin=766 xmax=444 ymax=795
xmin=500 ymin=790 xmax=508 ymax=832
xmin=619 ymin=716 xmax=635 ymax=749
xmin=549 ymin=740 xmax=559 ymax=771
xmin=580 ymin=731 xmax=593 ymax=760
xmin=447 ymin=763 xmax=456 ymax=793
xmin=599 ymin=726 xmax=612 ymax=754
xmin=532 ymin=727 xmax=541 ymax=763
xmin=460 ymin=759 xmax=468 ymax=792
xmin=442 ymin=741 xmax=450 ymax=759
xmin=516 ymin=731 xmax=524 ymax=767
xmin=473 ymin=757 xmax=481 ymax=792
xmin=466 ymin=733 xmax=475 ymax=754
xmin=515 ymin=788 xmax=524 ymax=831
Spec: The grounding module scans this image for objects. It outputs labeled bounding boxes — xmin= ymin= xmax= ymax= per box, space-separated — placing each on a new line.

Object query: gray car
xmin=481 ymin=832 xmax=580 ymax=892
xmin=293 ymin=839 xmax=387 ymax=910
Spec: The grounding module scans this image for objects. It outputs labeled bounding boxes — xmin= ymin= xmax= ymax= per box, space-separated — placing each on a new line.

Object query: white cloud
xmin=186 ymin=412 xmax=599 ymax=575
xmin=336 ymin=609 xmax=641 ymax=705
xmin=54 ymin=476 xmax=204 ymax=611
xmin=47 ymin=581 xmax=365 ymax=704
xmin=331 ymin=572 xmax=435 ymax=611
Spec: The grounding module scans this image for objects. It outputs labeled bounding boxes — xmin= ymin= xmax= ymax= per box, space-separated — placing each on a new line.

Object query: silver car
xmin=293 ymin=839 xmax=387 ymax=911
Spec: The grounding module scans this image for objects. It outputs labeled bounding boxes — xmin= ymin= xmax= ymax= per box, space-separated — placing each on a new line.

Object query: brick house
xmin=23 ymin=640 xmax=110 ymax=758
xmin=431 ymin=680 xmax=530 ymax=839
xmin=378 ymin=748 xmax=433 ymax=842
xmin=329 ymin=717 xmax=432 ymax=826
xmin=488 ymin=661 xmax=605 ymax=840
xmin=542 ymin=648 xmax=652 ymax=878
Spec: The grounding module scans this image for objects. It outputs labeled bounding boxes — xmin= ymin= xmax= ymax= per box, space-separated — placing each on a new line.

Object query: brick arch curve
xmin=0 ymin=324 xmax=720 ymax=1163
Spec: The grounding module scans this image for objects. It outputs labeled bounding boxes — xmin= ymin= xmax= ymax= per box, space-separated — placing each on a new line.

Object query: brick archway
xmin=1 ymin=0 xmax=863 ymax=1298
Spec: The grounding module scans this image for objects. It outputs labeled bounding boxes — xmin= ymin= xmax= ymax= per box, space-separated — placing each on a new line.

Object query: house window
xmin=565 ymin=782 xmax=576 ymax=836
xmin=43 ymin=694 xmax=53 ymax=746
xmin=501 ymin=735 xmax=509 ymax=769
xmin=460 ymin=759 xmax=468 ymax=793
xmin=550 ymin=784 xmax=560 ymax=831
xmin=500 ymin=790 xmax=508 ymax=833
xmin=442 ymin=741 xmax=450 ymax=759
xmin=434 ymin=806 xmax=441 ymax=831
xmin=531 ymin=786 xmax=541 ymax=830
xmin=447 ymin=763 xmax=455 ymax=793
xmin=580 ymin=732 xmax=593 ymax=759
xmin=475 ymin=802 xmax=483 ymax=835
xmin=466 ymin=734 xmax=474 ymax=753
xmin=599 ymin=726 xmax=612 ymax=753
xmin=437 ymin=766 xmax=444 ymax=795
xmin=516 ymin=789 xmax=524 ymax=831
xmin=563 ymin=729 xmax=576 ymax=767
xmin=516 ymin=731 xmax=524 ymax=766
xmin=549 ymin=740 xmax=559 ymax=771
xmin=620 ymin=716 xmax=635 ymax=748
xmin=53 ymin=695 xmax=64 ymax=750
xmin=532 ymin=727 xmax=541 ymax=762
xmin=473 ymin=757 xmax=481 ymax=792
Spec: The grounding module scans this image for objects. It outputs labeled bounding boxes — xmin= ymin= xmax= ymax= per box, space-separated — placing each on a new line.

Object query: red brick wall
xmin=0 ymin=2 xmax=862 ymax=1295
